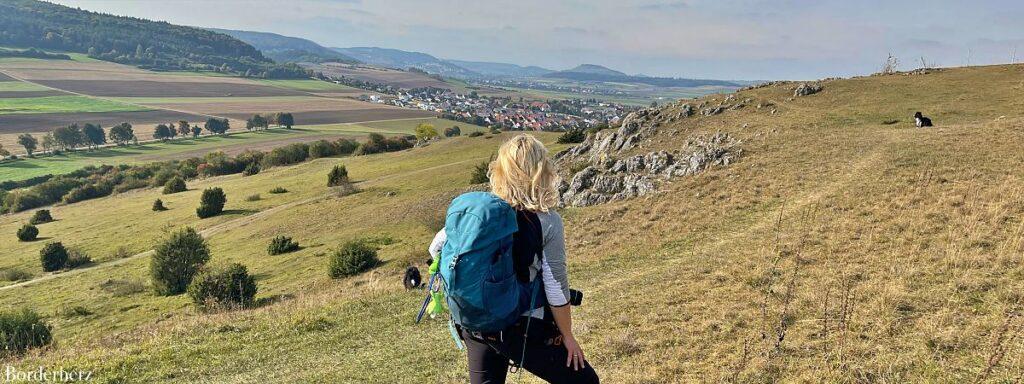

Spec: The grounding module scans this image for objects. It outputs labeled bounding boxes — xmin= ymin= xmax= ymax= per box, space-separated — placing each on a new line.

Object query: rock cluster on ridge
xmin=557 ymin=103 xmax=742 ymax=207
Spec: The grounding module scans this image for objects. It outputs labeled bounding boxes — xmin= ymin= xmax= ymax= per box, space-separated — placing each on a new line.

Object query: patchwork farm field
xmin=30 ymin=80 xmax=308 ymax=98
xmin=0 ymin=55 xmax=441 ymax=160
xmin=252 ymin=79 xmax=363 ymax=93
xmin=303 ymin=62 xmax=459 ymax=90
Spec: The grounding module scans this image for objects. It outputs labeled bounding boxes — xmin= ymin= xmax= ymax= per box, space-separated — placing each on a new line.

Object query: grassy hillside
xmin=1 ymin=64 xmax=1023 ymax=382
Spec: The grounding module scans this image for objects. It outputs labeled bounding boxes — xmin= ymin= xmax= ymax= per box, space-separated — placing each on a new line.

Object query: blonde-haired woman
xmin=429 ymin=134 xmax=599 ymax=384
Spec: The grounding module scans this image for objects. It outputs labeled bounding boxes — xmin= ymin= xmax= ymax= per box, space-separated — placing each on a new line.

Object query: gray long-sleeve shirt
xmin=428 ymin=210 xmax=570 ymax=318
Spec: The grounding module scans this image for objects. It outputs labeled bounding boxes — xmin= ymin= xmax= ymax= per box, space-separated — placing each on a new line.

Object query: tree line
xmin=5 ymin=113 xmax=295 ymax=158
xmin=0 ymin=132 xmax=414 ymax=214
xmin=0 ymin=0 xmax=307 ymax=78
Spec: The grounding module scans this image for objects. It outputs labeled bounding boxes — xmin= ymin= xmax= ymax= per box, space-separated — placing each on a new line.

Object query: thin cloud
xmin=46 ymin=0 xmax=1024 ymax=80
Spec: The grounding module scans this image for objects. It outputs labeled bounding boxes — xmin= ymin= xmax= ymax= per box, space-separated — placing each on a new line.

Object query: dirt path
xmin=0 ymin=156 xmax=480 ymax=292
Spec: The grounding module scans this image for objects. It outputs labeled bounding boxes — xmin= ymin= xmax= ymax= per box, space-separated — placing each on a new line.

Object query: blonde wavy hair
xmin=489 ymin=134 xmax=561 ymax=212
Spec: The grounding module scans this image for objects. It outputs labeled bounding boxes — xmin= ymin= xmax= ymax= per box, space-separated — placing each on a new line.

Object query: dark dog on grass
xmin=403 ymin=266 xmax=422 ymax=289
xmin=914 ymin=112 xmax=933 ymax=127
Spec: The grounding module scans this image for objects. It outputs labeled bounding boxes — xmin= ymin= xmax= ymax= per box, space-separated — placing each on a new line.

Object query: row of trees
xmin=245 ymin=112 xmax=294 ymax=131
xmin=13 ymin=122 xmax=139 ymax=156
xmin=153 ymin=118 xmax=234 ymax=140
xmin=6 ymin=113 xmax=300 ymax=157
xmin=1 ymin=133 xmax=415 ymax=214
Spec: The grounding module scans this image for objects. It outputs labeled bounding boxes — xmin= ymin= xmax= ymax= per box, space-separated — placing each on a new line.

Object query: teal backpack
xmin=439 ymin=192 xmax=542 ymax=333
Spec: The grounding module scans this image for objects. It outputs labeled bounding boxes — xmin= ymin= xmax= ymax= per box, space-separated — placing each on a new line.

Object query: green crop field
xmin=0 ymin=81 xmax=49 ymax=92
xmin=254 ymin=79 xmax=363 ymax=92
xmin=0 ymin=95 xmax=149 ymax=114
xmin=108 ymin=96 xmax=322 ymax=105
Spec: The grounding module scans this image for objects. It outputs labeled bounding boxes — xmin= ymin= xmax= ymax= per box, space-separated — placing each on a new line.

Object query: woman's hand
xmin=563 ymin=335 xmax=586 ymax=371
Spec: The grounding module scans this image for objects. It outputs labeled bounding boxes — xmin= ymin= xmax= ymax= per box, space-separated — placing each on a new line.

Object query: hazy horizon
xmin=49 ymin=0 xmax=1024 ymax=80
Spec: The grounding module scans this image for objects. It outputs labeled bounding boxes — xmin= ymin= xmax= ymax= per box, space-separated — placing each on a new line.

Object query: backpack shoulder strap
xmin=512 ymin=209 xmax=543 ymax=283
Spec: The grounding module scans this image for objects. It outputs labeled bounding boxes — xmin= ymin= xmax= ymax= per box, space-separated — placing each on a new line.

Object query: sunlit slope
xmin=4 ymin=64 xmax=1024 ymax=383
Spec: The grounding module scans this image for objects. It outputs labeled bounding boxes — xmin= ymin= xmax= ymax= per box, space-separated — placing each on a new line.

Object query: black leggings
xmin=461 ymin=318 xmax=599 ymax=384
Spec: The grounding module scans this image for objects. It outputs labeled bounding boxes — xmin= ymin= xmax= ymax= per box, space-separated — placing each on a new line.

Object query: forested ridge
xmin=0 ymin=0 xmax=307 ymax=78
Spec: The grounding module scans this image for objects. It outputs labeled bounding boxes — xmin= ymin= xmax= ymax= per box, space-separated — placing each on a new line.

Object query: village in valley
xmin=357 ymin=86 xmax=634 ymax=132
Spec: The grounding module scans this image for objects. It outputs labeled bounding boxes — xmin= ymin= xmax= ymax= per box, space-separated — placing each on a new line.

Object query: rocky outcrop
xmin=555 ymin=97 xmax=747 ymax=207
xmin=793 ymin=83 xmax=823 ymax=97
xmin=558 ymin=106 xmax=668 ymax=162
xmin=560 ymin=133 xmax=742 ymax=207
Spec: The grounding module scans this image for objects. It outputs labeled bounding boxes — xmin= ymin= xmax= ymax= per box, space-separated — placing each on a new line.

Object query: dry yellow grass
xmin=2 ymin=64 xmax=1024 ymax=382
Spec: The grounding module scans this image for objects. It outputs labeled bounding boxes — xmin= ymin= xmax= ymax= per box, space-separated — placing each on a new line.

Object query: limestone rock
xmin=793 ymin=83 xmax=823 ymax=97
xmin=559 ymin=132 xmax=742 ymax=207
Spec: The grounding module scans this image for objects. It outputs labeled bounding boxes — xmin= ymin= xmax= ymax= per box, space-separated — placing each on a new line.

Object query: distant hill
xmin=445 ymin=60 xmax=554 ymax=78
xmin=545 ymin=64 xmax=742 ymax=88
xmin=332 ymin=47 xmax=479 ymax=79
xmin=208 ymin=28 xmax=358 ymax=64
xmin=561 ymin=64 xmax=628 ymax=77
xmin=0 ymin=0 xmax=306 ymax=78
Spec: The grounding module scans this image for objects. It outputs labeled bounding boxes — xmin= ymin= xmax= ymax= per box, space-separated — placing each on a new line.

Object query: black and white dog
xmin=914 ymin=112 xmax=933 ymax=127
xmin=403 ymin=266 xmax=422 ymax=289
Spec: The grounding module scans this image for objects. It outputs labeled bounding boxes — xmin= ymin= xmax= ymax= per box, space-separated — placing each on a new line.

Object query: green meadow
xmin=0 ymin=95 xmax=149 ymax=114
xmin=254 ymin=79 xmax=363 ymax=92
xmin=0 ymin=81 xmax=49 ymax=91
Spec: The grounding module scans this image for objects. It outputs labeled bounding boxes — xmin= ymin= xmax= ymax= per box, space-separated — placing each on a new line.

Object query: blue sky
xmin=52 ymin=0 xmax=1024 ymax=80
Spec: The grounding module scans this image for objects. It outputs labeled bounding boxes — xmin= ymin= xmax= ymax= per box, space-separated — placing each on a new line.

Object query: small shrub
xmin=16 ymin=224 xmax=39 ymax=242
xmin=261 ymin=143 xmax=309 ymax=167
xmin=65 ymin=248 xmax=93 ymax=269
xmin=269 ymin=187 xmax=288 ymax=194
xmin=152 ymin=198 xmax=167 ymax=211
xmin=327 ymin=165 xmax=349 ymax=187
xmin=163 ymin=176 xmax=187 ymax=194
xmin=242 ymin=162 xmax=260 ymax=176
xmin=245 ymin=194 xmax=261 ymax=202
xmin=0 ymin=268 xmax=31 ymax=282
xmin=329 ymin=240 xmax=379 ymax=278
xmin=28 ymin=209 xmax=52 ymax=225
xmin=557 ymin=128 xmax=587 ymax=144
xmin=468 ymin=131 xmax=484 ymax=137
xmin=62 ymin=182 xmax=113 ymax=204
xmin=111 ymin=246 xmax=133 ymax=259
xmin=150 ymin=227 xmax=211 ymax=296
xmin=470 ymin=160 xmax=490 ymax=184
xmin=187 ymin=263 xmax=258 ymax=310
xmin=0 ymin=309 xmax=52 ymax=355
xmin=196 ymin=187 xmax=226 ymax=218
xmin=444 ymin=126 xmax=462 ymax=137
xmin=268 ymin=235 xmax=300 ymax=255
xmin=39 ymin=242 xmax=68 ymax=272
